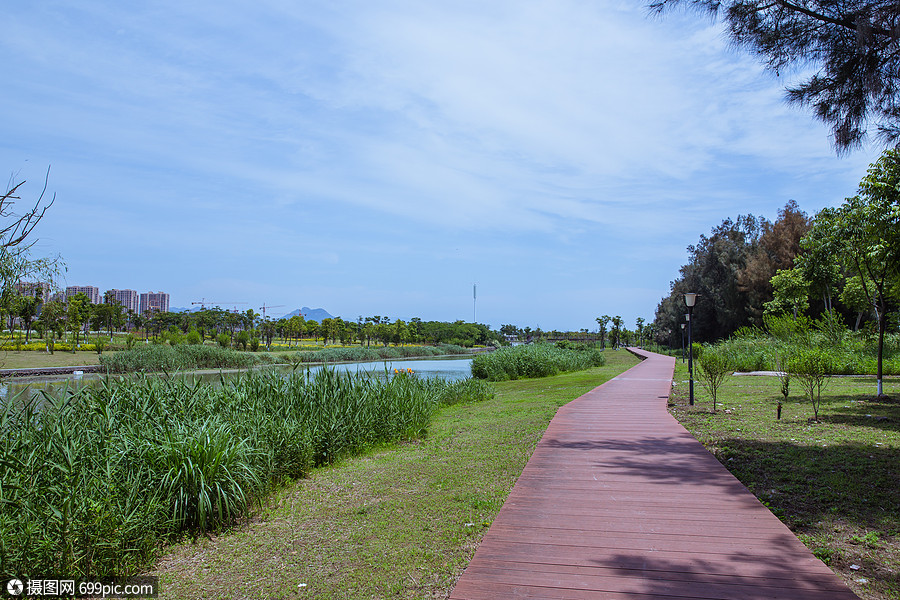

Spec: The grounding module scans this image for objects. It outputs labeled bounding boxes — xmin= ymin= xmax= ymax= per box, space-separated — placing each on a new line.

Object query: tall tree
xmin=259 ymin=318 xmax=276 ymax=350
xmin=809 ymin=148 xmax=900 ymax=396
xmin=737 ymin=200 xmax=811 ymax=321
xmin=611 ymin=316 xmax=623 ymax=348
xmin=796 ymin=223 xmax=844 ymax=315
xmin=650 ymin=0 xmax=900 ymax=152
xmin=100 ymin=291 xmax=125 ymax=340
xmin=1 ymin=168 xmax=59 ymax=289
xmin=596 ymin=315 xmax=611 ymax=349
xmin=839 ymin=275 xmax=875 ymax=330
xmin=764 ymin=268 xmax=811 ymax=317
xmin=657 ymin=215 xmax=764 ymax=344
xmin=66 ymin=293 xmax=91 ymax=347
xmin=37 ymin=299 xmax=65 ymax=353
xmin=15 ymin=293 xmax=41 ymax=343
xmin=243 ymin=308 xmax=258 ymax=331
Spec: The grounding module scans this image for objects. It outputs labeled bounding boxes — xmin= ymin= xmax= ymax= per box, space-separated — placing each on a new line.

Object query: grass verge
xmin=669 ymin=361 xmax=900 ymax=600
xmin=149 ymin=350 xmax=640 ymax=599
xmin=0 ymin=350 xmax=102 ymax=369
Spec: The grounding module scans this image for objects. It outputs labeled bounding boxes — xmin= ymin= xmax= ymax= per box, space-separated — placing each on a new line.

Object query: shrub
xmin=696 ymin=345 xmax=731 ymax=411
xmin=787 ymin=347 xmax=833 ymax=422
xmin=216 ymin=333 xmax=231 ymax=349
xmin=186 ymin=329 xmax=202 ymax=345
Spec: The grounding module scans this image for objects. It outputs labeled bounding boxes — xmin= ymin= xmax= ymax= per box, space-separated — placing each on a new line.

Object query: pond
xmin=0 ymin=356 xmax=475 ymax=403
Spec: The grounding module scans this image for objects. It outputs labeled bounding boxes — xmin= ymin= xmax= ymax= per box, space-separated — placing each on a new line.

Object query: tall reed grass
xmin=287 ymin=343 xmax=468 ymax=363
xmin=0 ymin=369 xmax=491 ymax=578
xmin=709 ymin=325 xmax=900 ymax=375
xmin=99 ymin=344 xmax=259 ymax=373
xmin=470 ymin=343 xmax=606 ymax=381
xmin=100 ymin=343 xmax=469 ymax=374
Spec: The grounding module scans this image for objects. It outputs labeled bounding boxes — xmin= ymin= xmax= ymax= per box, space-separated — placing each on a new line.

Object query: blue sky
xmin=0 ymin=1 xmax=881 ymax=331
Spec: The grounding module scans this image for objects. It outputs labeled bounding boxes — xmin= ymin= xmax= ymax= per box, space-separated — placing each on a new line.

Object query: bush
xmin=788 ymin=347 xmax=833 ymax=422
xmin=216 ymin=333 xmax=231 ymax=348
xmin=696 ymin=345 xmax=731 ymax=411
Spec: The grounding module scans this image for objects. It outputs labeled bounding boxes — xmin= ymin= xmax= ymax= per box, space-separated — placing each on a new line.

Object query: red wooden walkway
xmin=450 ymin=349 xmax=859 ymax=599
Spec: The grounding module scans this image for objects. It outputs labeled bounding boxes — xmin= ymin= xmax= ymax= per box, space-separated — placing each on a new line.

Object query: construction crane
xmin=192 ymin=299 xmax=248 ymax=311
xmin=259 ymin=303 xmax=286 ymax=320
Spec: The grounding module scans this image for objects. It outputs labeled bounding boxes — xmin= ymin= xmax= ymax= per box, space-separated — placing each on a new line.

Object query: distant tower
xmin=473 ymin=283 xmax=477 ymax=323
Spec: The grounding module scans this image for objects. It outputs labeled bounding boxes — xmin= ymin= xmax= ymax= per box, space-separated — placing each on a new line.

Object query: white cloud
xmin=0 ymin=0 xmax=885 ymax=329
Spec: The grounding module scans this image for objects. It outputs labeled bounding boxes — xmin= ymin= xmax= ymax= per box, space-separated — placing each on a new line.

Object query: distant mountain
xmin=170 ymin=306 xmax=200 ymax=313
xmin=283 ymin=307 xmax=335 ymax=322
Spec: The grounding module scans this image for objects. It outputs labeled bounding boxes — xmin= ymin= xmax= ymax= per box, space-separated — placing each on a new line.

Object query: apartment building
xmin=15 ymin=281 xmax=51 ymax=303
xmin=65 ymin=285 xmax=100 ymax=304
xmin=140 ymin=291 xmax=170 ymax=315
xmin=107 ymin=288 xmax=139 ymax=314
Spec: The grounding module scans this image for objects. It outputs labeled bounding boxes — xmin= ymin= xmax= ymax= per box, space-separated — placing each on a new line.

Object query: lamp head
xmin=684 ymin=292 xmax=698 ymax=308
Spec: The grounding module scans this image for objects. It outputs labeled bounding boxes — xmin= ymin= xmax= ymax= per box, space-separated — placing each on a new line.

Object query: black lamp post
xmin=680 ymin=323 xmax=686 ymax=364
xmin=685 ymin=293 xmax=697 ymax=406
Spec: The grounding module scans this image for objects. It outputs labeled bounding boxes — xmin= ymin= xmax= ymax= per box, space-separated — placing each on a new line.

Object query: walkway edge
xmin=450 ymin=349 xmax=859 ymax=599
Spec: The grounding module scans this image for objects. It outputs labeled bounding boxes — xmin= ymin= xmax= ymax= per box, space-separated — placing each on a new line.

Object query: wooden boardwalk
xmin=450 ymin=349 xmax=859 ymax=600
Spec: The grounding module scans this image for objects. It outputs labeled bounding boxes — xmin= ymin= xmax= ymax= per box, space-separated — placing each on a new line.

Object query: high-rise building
xmin=140 ymin=291 xmax=170 ymax=315
xmin=16 ymin=281 xmax=51 ymax=303
xmin=66 ymin=285 xmax=100 ymax=304
xmin=107 ymin=289 xmax=139 ymax=314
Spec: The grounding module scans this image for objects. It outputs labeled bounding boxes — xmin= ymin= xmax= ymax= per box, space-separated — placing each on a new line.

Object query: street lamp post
xmin=680 ymin=323 xmax=686 ymax=364
xmin=685 ymin=293 xmax=698 ymax=406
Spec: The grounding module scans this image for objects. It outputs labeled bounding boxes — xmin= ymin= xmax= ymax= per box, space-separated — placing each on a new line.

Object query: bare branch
xmin=0 ymin=166 xmax=55 ymax=250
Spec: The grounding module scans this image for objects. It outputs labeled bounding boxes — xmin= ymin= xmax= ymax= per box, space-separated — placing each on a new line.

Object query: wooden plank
xmin=449 ymin=349 xmax=859 ymax=600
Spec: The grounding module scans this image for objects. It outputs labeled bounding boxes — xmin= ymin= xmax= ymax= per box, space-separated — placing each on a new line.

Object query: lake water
xmin=0 ymin=356 xmax=475 ymax=403
xmin=316 ymin=357 xmax=473 ymax=381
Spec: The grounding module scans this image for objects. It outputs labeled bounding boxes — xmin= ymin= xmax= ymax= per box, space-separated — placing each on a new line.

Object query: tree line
xmin=0 ymin=294 xmax=505 ymax=351
xmin=655 ymin=148 xmax=900 ymax=393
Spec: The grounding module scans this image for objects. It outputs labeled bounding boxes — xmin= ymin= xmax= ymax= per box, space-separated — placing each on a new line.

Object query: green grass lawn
xmin=670 ymin=361 xmax=900 ymax=600
xmin=0 ymin=350 xmax=102 ymax=369
xmin=149 ymin=350 xmax=639 ymax=599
